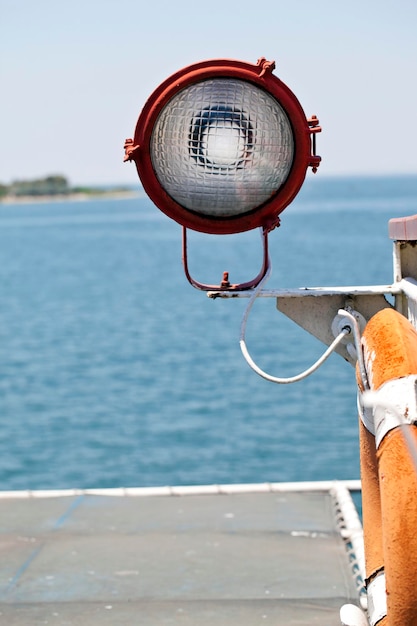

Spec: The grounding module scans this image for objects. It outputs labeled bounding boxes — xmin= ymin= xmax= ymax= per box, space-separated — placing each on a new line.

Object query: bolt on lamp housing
xmin=124 ymin=57 xmax=321 ymax=288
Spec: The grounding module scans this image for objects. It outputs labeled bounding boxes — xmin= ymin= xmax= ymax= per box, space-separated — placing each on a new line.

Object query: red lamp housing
xmin=125 ymin=57 xmax=321 ymax=236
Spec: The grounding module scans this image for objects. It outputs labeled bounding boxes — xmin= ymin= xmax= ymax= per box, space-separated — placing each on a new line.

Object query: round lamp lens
xmin=150 ymin=78 xmax=294 ymax=218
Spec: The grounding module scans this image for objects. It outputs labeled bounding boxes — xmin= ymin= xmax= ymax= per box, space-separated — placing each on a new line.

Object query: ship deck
xmin=0 ymin=480 xmax=363 ymax=625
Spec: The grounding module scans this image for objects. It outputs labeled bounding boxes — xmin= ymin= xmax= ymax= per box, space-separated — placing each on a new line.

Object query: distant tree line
xmin=1 ymin=175 xmax=70 ymax=198
xmin=0 ymin=175 xmax=136 ymax=202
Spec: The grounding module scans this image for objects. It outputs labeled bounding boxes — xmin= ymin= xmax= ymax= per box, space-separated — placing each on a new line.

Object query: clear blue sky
xmin=1 ymin=0 xmax=416 ymax=186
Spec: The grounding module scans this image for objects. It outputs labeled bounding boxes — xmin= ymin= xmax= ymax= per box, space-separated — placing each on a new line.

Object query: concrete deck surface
xmin=0 ymin=484 xmax=362 ymax=625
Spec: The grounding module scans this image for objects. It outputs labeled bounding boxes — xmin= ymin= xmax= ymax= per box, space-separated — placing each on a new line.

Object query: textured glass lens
xmin=150 ymin=78 xmax=294 ymax=217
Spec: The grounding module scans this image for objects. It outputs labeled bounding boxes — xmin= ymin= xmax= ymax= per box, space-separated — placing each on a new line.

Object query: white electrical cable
xmin=239 ymin=268 xmax=350 ymax=384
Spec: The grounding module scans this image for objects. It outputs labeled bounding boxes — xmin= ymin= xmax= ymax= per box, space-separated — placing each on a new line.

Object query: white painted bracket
xmin=208 ymin=285 xmax=399 ymax=366
xmin=275 ymin=288 xmax=394 ymax=366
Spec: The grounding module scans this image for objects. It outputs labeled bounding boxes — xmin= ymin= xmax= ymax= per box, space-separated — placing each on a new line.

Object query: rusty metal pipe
xmin=359 ymin=308 xmax=417 ymax=625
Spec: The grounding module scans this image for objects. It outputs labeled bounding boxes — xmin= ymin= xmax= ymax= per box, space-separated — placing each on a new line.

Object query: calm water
xmin=1 ymin=175 xmax=416 ymax=491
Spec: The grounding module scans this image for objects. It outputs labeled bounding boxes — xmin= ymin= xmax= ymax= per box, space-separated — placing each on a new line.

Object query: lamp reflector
xmin=150 ymin=78 xmax=294 ymax=218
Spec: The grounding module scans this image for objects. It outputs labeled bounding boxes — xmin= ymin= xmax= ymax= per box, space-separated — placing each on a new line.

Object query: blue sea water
xmin=1 ymin=175 xmax=417 ymax=491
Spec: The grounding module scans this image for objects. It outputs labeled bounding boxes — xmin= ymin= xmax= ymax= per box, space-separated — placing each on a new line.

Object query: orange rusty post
xmin=359 ymin=307 xmax=417 ymax=625
xmin=378 ymin=427 xmax=417 ymax=625
xmin=358 ymin=419 xmax=386 ymax=624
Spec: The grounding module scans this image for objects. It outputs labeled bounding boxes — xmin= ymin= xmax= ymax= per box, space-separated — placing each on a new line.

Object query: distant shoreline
xmin=0 ymin=190 xmax=142 ymax=206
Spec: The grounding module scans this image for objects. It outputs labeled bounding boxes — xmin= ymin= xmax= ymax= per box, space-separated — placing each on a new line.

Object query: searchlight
xmin=124 ymin=57 xmax=321 ymax=289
